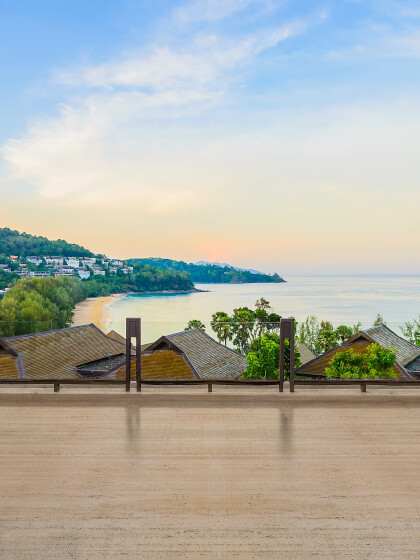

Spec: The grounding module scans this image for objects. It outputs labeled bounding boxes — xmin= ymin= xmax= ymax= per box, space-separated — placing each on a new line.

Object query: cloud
xmin=173 ymin=0 xmax=271 ymax=24
xmin=54 ymin=23 xmax=305 ymax=90
xmin=2 ymin=11 xmax=315 ymax=208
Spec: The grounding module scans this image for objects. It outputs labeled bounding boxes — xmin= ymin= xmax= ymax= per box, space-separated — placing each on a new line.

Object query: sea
xmin=106 ymin=275 xmax=420 ymax=343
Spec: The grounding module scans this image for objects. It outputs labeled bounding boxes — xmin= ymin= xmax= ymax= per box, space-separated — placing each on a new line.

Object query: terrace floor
xmin=0 ymin=385 xmax=420 ymax=559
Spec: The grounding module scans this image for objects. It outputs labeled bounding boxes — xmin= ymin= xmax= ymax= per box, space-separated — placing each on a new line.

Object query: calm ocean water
xmin=107 ymin=275 xmax=420 ymax=343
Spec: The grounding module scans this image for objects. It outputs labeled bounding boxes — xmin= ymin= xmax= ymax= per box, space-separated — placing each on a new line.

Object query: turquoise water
xmin=107 ymin=275 xmax=420 ymax=343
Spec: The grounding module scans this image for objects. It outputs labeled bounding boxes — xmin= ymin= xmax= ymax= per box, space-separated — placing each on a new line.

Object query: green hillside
xmin=129 ymin=258 xmax=285 ymax=283
xmin=0 ymin=227 xmax=94 ymax=257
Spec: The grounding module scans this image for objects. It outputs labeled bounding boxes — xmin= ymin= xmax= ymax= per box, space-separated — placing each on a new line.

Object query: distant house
xmin=45 ymin=257 xmax=64 ymax=266
xmin=296 ymin=324 xmax=420 ymax=379
xmin=26 ymin=256 xmax=42 ymax=266
xmin=111 ymin=260 xmax=123 ymax=267
xmin=29 ymin=271 xmax=51 ymax=278
xmin=65 ymin=257 xmax=80 ymax=268
xmin=80 ymin=257 xmax=96 ymax=266
xmin=0 ymin=325 xmax=125 ymax=379
xmin=0 ymin=265 xmax=11 ymax=273
xmin=54 ymin=266 xmax=75 ymax=277
xmin=93 ymin=268 xmax=105 ymax=275
xmin=78 ymin=269 xmax=90 ymax=280
xmin=109 ymin=267 xmax=118 ymax=274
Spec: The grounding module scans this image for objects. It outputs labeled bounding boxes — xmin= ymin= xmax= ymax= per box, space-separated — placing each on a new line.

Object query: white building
xmin=26 ymin=256 xmax=43 ymax=266
xmin=78 ymin=269 xmax=91 ymax=280
xmin=45 ymin=257 xmax=64 ymax=266
xmin=29 ymin=271 xmax=51 ymax=277
xmin=109 ymin=267 xmax=118 ymax=274
xmin=80 ymin=257 xmax=96 ymax=266
xmin=111 ymin=260 xmax=123 ymax=267
xmin=0 ymin=265 xmax=11 ymax=273
xmin=93 ymin=268 xmax=106 ymax=276
xmin=54 ymin=266 xmax=75 ymax=277
xmin=65 ymin=257 xmax=80 ymax=268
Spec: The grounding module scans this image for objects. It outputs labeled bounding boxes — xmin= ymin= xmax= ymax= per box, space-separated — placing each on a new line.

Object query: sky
xmin=0 ymin=0 xmax=419 ymax=275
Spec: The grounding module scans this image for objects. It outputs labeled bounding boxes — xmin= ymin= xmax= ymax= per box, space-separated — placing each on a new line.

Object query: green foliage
xmin=373 ymin=313 xmax=386 ymax=326
xmin=0 ymin=269 xmax=18 ymax=291
xmin=0 ymin=227 xmax=93 ymax=257
xmin=128 ymin=258 xmax=285 ymax=284
xmin=0 ymin=277 xmax=88 ymax=336
xmin=400 ymin=316 xmax=420 ymax=346
xmin=325 ymin=344 xmax=398 ymax=379
xmin=211 ymin=312 xmax=233 ymax=346
xmin=210 ymin=298 xmax=282 ymax=354
xmin=335 ymin=325 xmax=354 ymax=343
xmin=84 ymin=263 xmax=194 ymax=297
xmin=185 ymin=319 xmax=206 ymax=331
xmin=244 ymin=332 xmax=301 ymax=379
xmin=299 ymin=316 xmax=363 ymax=355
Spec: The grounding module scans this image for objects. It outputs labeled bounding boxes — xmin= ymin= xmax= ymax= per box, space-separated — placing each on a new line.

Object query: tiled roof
xmin=0 ymin=324 xmax=126 ymax=379
xmin=0 ymin=351 xmax=20 ymax=379
xmin=114 ymin=351 xmax=196 ymax=380
xmin=164 ymin=328 xmax=246 ymax=380
xmin=363 ymin=325 xmax=420 ymax=366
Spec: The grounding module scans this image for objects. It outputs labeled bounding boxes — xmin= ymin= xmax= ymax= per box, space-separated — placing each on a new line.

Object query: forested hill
xmin=128 ymin=258 xmax=285 ymax=283
xmin=0 ymin=228 xmax=94 ymax=257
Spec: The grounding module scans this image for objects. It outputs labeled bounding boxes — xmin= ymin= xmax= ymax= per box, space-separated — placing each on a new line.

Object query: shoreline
xmin=71 ymin=289 xmax=206 ymax=332
xmin=72 ymin=294 xmax=124 ymax=332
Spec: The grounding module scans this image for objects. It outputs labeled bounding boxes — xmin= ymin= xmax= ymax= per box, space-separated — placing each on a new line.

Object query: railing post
xmin=361 ymin=382 xmax=367 ymax=393
xmin=54 ymin=382 xmax=60 ymax=393
xmin=279 ymin=318 xmax=295 ymax=393
xmin=208 ymin=382 xmax=212 ymax=393
xmin=126 ymin=318 xmax=142 ymax=393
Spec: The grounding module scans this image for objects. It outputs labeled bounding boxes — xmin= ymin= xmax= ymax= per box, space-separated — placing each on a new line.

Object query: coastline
xmin=72 ymin=294 xmax=124 ymax=332
xmin=71 ymin=289 xmax=205 ymax=333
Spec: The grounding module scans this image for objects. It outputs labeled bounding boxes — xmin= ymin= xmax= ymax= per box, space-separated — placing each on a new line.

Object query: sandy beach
xmin=72 ymin=294 xmax=123 ymax=332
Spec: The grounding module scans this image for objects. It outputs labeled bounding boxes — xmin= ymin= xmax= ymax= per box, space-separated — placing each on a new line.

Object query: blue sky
xmin=0 ymin=0 xmax=419 ymax=273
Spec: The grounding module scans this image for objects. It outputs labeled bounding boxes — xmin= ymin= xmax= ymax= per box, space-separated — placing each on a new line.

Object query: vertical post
xmin=361 ymin=382 xmax=367 ymax=393
xmin=125 ymin=318 xmax=141 ymax=393
xmin=289 ymin=320 xmax=295 ymax=393
xmin=279 ymin=318 xmax=295 ymax=393
xmin=54 ymin=382 xmax=60 ymax=393
xmin=136 ymin=319 xmax=142 ymax=392
xmin=279 ymin=330 xmax=285 ymax=392
xmin=125 ymin=319 xmax=131 ymax=392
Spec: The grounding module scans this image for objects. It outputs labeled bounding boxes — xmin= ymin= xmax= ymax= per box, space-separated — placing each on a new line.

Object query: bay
xmin=106 ymin=275 xmax=420 ymax=343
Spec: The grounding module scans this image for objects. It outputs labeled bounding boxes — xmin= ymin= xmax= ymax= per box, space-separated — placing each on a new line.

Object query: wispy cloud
xmin=174 ymin=0 xmax=279 ymax=24
xmin=2 ymin=6 xmax=319 ymax=207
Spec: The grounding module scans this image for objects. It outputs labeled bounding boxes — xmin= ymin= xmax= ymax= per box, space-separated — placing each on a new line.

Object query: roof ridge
xmin=363 ymin=324 xmax=420 ymax=351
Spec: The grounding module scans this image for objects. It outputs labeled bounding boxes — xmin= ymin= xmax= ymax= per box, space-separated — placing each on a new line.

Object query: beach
xmin=72 ymin=294 xmax=122 ymax=332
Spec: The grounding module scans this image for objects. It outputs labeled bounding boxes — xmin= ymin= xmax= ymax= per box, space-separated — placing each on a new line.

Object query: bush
xmin=325 ymin=344 xmax=397 ymax=379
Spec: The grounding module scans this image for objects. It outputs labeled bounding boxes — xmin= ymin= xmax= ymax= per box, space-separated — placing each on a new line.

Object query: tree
xmin=298 ymin=316 xmax=320 ymax=354
xmin=373 ymin=313 xmax=386 ymax=326
xmin=211 ymin=312 xmax=233 ymax=345
xmin=185 ymin=319 xmax=206 ymax=331
xmin=400 ymin=316 xmax=420 ymax=346
xmin=325 ymin=344 xmax=397 ymax=379
xmin=243 ymin=332 xmax=301 ymax=379
xmin=335 ymin=325 xmax=353 ymax=344
xmin=0 ymin=277 xmax=88 ymax=336
xmin=315 ymin=329 xmax=339 ymax=354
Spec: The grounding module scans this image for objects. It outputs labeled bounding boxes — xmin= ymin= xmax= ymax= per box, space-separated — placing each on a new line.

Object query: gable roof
xmin=296 ymin=332 xmax=409 ymax=378
xmin=0 ymin=324 xmax=126 ymax=379
xmin=363 ymin=324 xmax=420 ymax=366
xmin=146 ymin=328 xmax=246 ymax=380
xmin=113 ymin=350 xmax=197 ymax=380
